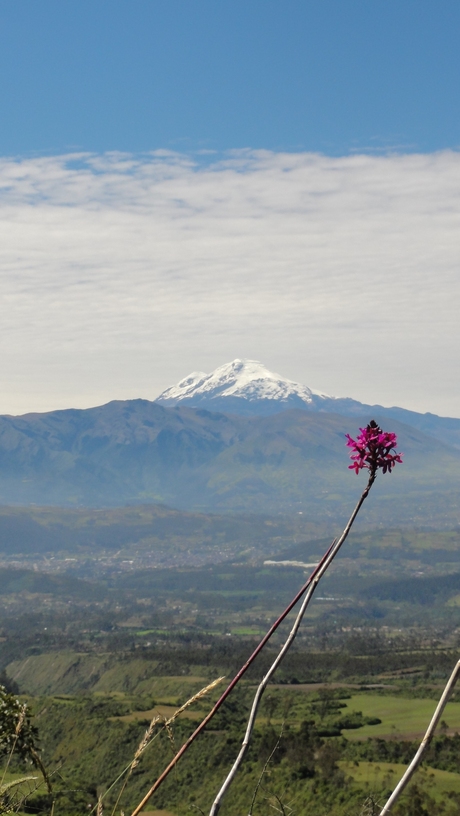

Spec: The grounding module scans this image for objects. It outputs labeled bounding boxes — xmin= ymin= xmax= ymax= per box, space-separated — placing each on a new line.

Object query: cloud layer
xmin=1 ymin=149 xmax=459 ymax=416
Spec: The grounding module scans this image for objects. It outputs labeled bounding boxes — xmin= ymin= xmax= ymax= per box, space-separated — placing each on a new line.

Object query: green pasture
xmin=259 ymin=686 xmax=460 ymax=740
xmin=342 ymin=693 xmax=460 ymax=739
xmin=142 ymin=811 xmax=176 ymax=816
xmin=230 ymin=626 xmax=264 ymax=635
xmin=340 ymin=760 xmax=460 ymax=799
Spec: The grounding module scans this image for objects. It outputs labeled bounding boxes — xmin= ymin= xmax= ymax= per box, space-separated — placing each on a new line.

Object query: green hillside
xmin=8 ymin=670 xmax=460 ymax=816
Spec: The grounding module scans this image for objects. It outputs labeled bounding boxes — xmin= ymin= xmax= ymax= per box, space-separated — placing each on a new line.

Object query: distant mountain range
xmin=1 ymin=367 xmax=460 ymax=523
xmin=157 ymin=359 xmax=460 ymax=449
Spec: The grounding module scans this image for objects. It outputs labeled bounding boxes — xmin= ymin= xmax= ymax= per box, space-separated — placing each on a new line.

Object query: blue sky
xmin=1 ymin=0 xmax=459 ymax=156
xmin=1 ymin=2 xmax=460 ymax=417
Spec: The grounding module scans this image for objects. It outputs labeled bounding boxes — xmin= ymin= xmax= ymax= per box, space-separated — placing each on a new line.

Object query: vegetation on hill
xmin=5 ymin=662 xmax=460 ymax=815
xmin=1 ymin=548 xmax=460 ymax=813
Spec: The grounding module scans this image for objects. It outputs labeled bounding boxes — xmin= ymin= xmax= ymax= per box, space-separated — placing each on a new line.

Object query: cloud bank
xmin=0 ymin=149 xmax=459 ymax=416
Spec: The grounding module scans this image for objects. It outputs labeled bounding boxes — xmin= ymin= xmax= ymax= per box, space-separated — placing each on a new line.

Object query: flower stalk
xmin=209 ymin=467 xmax=376 ymax=815
xmin=131 ymin=421 xmax=403 ymax=816
xmin=209 ymin=421 xmax=402 ymax=815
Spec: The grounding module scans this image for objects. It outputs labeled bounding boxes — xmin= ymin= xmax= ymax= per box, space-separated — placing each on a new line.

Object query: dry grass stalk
xmin=164 ymin=721 xmax=177 ymax=757
xmin=131 ymin=715 xmax=162 ymax=772
xmin=14 ymin=705 xmax=26 ymax=736
xmin=97 ymin=794 xmax=103 ymax=815
xmin=105 ymin=676 xmax=225 ymax=816
xmin=127 ymin=677 xmax=225 ymax=816
xmin=0 ymin=765 xmax=58 ymax=814
xmin=165 ymin=676 xmax=225 ymax=725
xmin=0 ymin=775 xmax=39 ymax=816
xmin=110 ymin=715 xmax=161 ymax=816
xmin=158 ymin=675 xmax=227 ymax=767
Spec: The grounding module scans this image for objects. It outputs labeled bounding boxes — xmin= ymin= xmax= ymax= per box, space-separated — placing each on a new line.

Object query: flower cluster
xmin=346 ymin=420 xmax=403 ymax=475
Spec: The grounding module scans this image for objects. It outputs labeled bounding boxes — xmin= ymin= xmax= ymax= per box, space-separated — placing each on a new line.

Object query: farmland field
xmin=342 ymin=693 xmax=460 ymax=739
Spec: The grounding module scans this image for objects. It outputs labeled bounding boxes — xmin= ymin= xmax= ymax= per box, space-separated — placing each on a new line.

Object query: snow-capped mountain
xmin=156 ymin=359 xmax=335 ymax=415
xmin=156 ymin=359 xmax=460 ymax=449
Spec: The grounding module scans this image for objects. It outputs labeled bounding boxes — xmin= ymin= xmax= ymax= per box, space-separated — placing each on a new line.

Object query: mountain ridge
xmin=1 ymin=360 xmax=459 ymax=519
xmin=0 ymin=398 xmax=460 ymax=523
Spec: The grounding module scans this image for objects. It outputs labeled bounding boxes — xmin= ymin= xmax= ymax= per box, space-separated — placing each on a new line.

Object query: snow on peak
xmin=157 ymin=359 xmax=331 ymax=406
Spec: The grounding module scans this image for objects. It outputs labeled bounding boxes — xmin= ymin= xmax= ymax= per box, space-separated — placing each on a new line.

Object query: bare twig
xmin=190 ymin=806 xmax=206 ymax=816
xmin=248 ymin=723 xmax=284 ymax=816
xmin=264 ymin=790 xmax=294 ymax=816
xmin=379 ymin=658 xmax=460 ymax=814
xmin=209 ymin=472 xmax=375 ymax=816
xmin=360 ymin=795 xmax=381 ymax=816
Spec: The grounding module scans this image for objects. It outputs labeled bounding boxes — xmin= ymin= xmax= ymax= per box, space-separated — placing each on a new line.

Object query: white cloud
xmin=0 ymin=149 xmax=459 ymax=416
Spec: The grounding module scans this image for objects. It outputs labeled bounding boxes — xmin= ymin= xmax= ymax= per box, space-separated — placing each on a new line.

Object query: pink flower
xmin=346 ymin=420 xmax=403 ymax=476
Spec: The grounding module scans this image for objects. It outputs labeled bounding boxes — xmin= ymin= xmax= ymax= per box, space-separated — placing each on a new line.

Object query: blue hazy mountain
xmin=0 ymin=394 xmax=459 ymax=522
